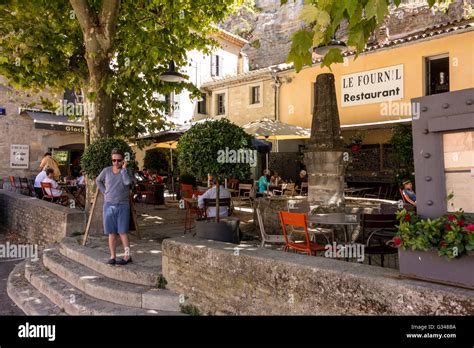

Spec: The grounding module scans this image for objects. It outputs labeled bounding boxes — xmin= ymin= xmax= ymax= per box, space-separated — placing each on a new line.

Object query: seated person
xmin=270 ymin=171 xmax=282 ymax=186
xmin=77 ymin=171 xmax=85 ymax=186
xmin=258 ymin=169 xmax=271 ymax=193
xmin=34 ymin=168 xmax=48 ymax=198
xmin=198 ymin=179 xmax=231 ymax=218
xmin=143 ymin=168 xmax=151 ymax=180
xmin=401 ymin=179 xmax=416 ymax=206
xmin=295 ymin=170 xmax=307 ymax=190
xmin=42 ymin=168 xmax=68 ymax=203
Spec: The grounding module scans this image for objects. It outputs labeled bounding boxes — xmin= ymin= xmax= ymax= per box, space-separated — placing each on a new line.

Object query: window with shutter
xmin=173 ymin=93 xmax=181 ymax=119
xmin=211 ymin=55 xmax=218 ymax=77
xmin=216 ymin=93 xmax=225 ymax=115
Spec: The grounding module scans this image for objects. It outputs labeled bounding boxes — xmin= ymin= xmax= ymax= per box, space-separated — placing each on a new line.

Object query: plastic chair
xmin=279 ymin=211 xmax=326 ymax=256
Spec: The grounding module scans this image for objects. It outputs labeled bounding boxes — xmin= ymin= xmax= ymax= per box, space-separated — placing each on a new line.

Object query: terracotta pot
xmin=398 ymin=249 xmax=474 ymax=289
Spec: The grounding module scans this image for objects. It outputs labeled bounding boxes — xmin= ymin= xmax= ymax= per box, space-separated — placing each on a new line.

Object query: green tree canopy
xmin=0 ymin=0 xmax=240 ymax=142
xmin=284 ymin=0 xmax=450 ymax=71
xmin=177 ymin=119 xmax=253 ymax=182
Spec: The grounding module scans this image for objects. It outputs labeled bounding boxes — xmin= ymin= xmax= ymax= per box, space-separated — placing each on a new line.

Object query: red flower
xmin=393 ymin=236 xmax=402 ymax=247
xmin=457 ymin=219 xmax=465 ymax=227
xmin=465 ymin=224 xmax=474 ymax=232
xmin=404 ymin=214 xmax=411 ymax=222
xmin=439 ymin=241 xmax=447 ymax=247
xmin=447 ymin=215 xmax=456 ymax=221
xmin=444 ymin=224 xmax=452 ymax=231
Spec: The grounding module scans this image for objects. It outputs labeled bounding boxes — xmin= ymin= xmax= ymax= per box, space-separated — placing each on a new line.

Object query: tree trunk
xmin=216 ymin=180 xmax=220 ymax=223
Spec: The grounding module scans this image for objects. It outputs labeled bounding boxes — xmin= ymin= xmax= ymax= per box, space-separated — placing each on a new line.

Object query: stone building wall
xmin=0 ymin=75 xmax=83 ymax=179
xmin=0 ymin=190 xmax=86 ymax=244
xmin=0 ymin=113 xmax=84 ymax=179
xmin=162 ymin=237 xmax=474 ymax=315
xmin=210 ymin=77 xmax=276 ymax=125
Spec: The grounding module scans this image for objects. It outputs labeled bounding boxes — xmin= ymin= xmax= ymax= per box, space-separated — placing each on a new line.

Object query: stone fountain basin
xmin=253 ymin=196 xmax=399 ymax=237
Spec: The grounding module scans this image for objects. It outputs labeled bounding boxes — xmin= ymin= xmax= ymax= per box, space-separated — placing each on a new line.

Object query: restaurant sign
xmin=34 ymin=122 xmax=84 ymax=133
xmin=10 ymin=144 xmax=29 ymax=169
xmin=341 ymin=64 xmax=404 ymax=107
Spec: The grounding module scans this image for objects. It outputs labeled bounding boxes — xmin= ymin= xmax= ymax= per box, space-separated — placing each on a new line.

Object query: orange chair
xmin=279 ymin=211 xmax=326 ymax=256
xmin=40 ymin=182 xmax=68 ymax=205
xmin=180 ymin=183 xmax=194 ymax=199
xmin=8 ymin=176 xmax=18 ymax=192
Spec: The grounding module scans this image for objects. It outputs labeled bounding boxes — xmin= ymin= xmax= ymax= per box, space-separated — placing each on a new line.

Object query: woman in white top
xmin=42 ymin=168 xmax=67 ymax=201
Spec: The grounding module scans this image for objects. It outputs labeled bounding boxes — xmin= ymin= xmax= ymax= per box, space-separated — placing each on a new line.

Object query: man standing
xmin=39 ymin=153 xmax=61 ymax=180
xmin=96 ymin=149 xmax=133 ymax=265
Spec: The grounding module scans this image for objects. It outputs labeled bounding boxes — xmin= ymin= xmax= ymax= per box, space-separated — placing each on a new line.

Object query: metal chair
xmin=40 ymin=182 xmax=68 ymax=205
xmin=296 ymin=182 xmax=308 ymax=195
xmin=8 ymin=176 xmax=19 ymax=192
xmin=273 ymin=183 xmax=295 ymax=196
xmin=361 ymin=213 xmax=398 ymax=267
xmin=287 ymin=200 xmax=333 ymax=244
xmin=237 ymin=183 xmax=253 ymax=207
xmin=256 ymin=206 xmax=285 ymax=247
xmin=279 ymin=211 xmax=326 ymax=256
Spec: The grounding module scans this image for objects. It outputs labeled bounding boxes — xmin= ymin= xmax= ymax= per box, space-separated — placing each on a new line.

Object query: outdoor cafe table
xmin=307 ymin=213 xmax=360 ymax=243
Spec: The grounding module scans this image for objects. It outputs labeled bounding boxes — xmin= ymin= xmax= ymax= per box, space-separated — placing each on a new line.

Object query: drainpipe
xmin=270 ymin=69 xmax=281 ymax=152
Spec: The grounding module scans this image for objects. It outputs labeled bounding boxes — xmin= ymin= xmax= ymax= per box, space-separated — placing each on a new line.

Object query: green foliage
xmin=396 ymin=209 xmax=474 ymax=260
xmin=287 ymin=0 xmax=449 ymax=70
xmin=389 ymin=124 xmax=414 ymax=186
xmin=177 ymin=119 xmax=253 ymax=182
xmin=179 ymin=303 xmax=200 ymax=316
xmin=144 ymin=148 xmax=174 ymax=175
xmin=179 ymin=173 xmax=197 ymax=186
xmin=81 ymin=138 xmax=137 ymax=179
xmin=0 ymin=0 xmax=240 ymax=140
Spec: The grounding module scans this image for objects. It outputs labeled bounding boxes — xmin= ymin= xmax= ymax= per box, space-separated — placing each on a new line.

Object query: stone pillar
xmin=304 ymin=73 xmax=346 ymax=212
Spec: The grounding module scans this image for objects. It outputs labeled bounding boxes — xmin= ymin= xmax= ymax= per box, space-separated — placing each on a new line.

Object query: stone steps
xmin=43 ymin=248 xmax=180 ymax=312
xmin=24 ymin=258 xmax=178 ymax=316
xmin=60 ymin=237 xmax=159 ymax=286
xmin=7 ymin=262 xmax=65 ymax=316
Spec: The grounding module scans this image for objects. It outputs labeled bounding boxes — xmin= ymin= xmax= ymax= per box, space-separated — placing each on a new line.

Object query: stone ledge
xmin=0 ymin=191 xmax=86 ymax=245
xmin=162 ymin=236 xmax=474 ymax=315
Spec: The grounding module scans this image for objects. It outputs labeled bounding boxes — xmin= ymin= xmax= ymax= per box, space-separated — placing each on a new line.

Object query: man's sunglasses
xmin=112 ymin=159 xmax=122 ymax=163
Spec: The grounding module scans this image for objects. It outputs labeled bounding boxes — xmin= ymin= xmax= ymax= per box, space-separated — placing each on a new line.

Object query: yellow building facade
xmin=278 ymin=23 xmax=474 ymax=145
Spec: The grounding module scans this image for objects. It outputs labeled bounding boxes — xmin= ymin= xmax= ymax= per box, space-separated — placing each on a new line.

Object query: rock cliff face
xmin=221 ymin=0 xmax=472 ymax=70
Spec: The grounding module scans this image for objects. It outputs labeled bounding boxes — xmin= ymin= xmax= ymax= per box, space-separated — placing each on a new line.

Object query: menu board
xmin=10 ymin=144 xmax=29 ymax=169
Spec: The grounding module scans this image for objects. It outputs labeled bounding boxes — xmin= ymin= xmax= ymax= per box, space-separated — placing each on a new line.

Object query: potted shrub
xmin=177 ymin=119 xmax=253 ymax=244
xmin=394 ymin=209 xmax=474 ymax=289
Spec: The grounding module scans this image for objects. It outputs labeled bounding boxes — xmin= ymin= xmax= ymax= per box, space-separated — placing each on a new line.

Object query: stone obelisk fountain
xmin=304 ymin=73 xmax=346 ymax=212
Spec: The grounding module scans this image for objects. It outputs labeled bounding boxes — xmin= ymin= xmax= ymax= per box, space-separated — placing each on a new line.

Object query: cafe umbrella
xmin=242 ymin=118 xmax=310 ymax=169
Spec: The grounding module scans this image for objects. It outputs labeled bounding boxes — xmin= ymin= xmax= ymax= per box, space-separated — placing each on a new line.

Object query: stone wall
xmin=0 ymin=190 xmax=86 ymax=245
xmin=162 ymin=237 xmax=474 ymax=315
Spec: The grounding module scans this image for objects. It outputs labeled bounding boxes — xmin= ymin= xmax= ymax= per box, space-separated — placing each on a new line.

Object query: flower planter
xmin=398 ymin=249 xmax=474 ymax=289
